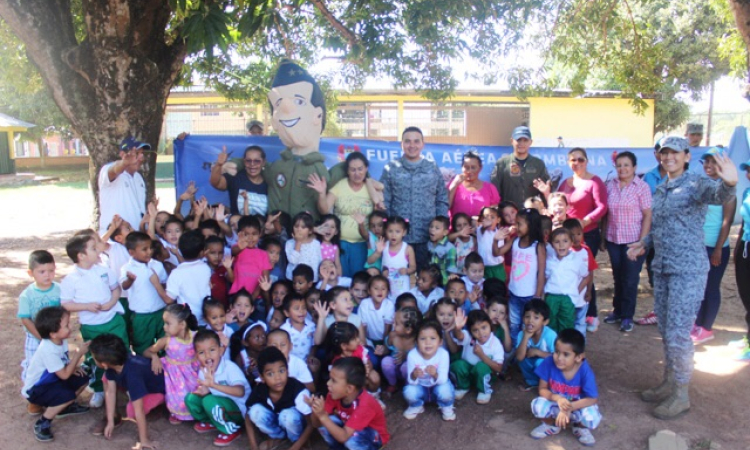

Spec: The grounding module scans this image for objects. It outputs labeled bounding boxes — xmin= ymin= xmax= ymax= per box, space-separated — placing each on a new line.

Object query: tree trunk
xmin=0 ymin=0 xmax=186 ymax=227
xmin=731 ymin=1 xmax=750 ymax=65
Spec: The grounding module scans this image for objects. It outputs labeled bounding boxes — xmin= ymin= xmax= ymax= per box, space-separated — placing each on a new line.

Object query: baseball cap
xmin=700 ymin=147 xmax=723 ymax=162
xmin=686 ymin=122 xmax=704 ymax=135
xmin=512 ymin=126 xmax=532 ymax=140
xmin=658 ymin=136 xmax=688 ymax=153
xmin=119 ymin=136 xmax=151 ymax=151
xmin=740 ymin=159 xmax=750 ymax=171
xmin=246 ymin=120 xmax=263 ymax=130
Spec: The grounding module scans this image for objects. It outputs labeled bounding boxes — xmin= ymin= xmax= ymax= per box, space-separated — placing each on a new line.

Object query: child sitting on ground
xmin=280 ymin=292 xmax=318 ymax=374
xmin=317 ymin=259 xmax=352 ymax=291
xmin=450 ymin=309 xmax=504 ymax=404
xmin=410 ymin=264 xmax=445 ymax=315
xmin=349 ymin=271 xmax=371 ymax=311
xmin=314 ymin=286 xmax=366 ymax=346
xmin=323 ymin=323 xmax=382 ymax=403
xmin=266 ymin=329 xmax=315 ymax=392
xmin=23 ymin=307 xmax=90 ymax=442
xmin=529 ymin=328 xmax=601 ymax=446
xmin=307 ymin=357 xmax=390 ymax=450
xmin=461 ymin=252 xmax=486 ymax=309
xmin=516 ymin=299 xmax=558 ymax=391
xmin=381 ymin=307 xmax=420 ymax=394
xmin=245 ymin=347 xmax=314 ymax=450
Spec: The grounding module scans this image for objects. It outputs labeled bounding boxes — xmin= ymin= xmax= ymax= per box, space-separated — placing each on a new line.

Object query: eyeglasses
xmin=569 ymin=157 xmax=587 ymax=163
xmin=244 ymin=159 xmax=263 ymax=165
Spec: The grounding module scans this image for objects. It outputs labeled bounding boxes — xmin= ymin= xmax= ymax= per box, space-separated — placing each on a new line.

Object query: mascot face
xmin=268 ymin=81 xmax=324 ymax=154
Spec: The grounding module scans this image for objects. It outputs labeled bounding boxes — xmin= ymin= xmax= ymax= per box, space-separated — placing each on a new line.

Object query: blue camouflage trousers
xmin=653 ymin=271 xmax=706 ymax=384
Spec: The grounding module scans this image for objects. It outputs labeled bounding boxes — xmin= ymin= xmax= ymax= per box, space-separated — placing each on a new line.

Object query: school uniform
xmin=166 ymin=259 xmax=211 ymax=325
xmin=23 ymin=339 xmax=88 ymax=407
xmin=185 ymin=359 xmax=250 ymax=435
xmin=120 ymin=258 xmax=168 ymax=354
xmin=246 ymin=377 xmax=311 ymax=442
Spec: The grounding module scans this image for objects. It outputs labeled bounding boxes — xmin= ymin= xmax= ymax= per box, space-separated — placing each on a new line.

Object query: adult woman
xmin=691 ymin=148 xmax=736 ymax=344
xmin=308 ymin=152 xmax=375 ymax=276
xmin=448 ymin=150 xmax=500 ymax=218
xmin=600 ymin=151 xmax=652 ymax=333
xmin=732 ymin=159 xmax=750 ymax=361
xmin=628 ymin=137 xmax=737 ymax=419
xmin=210 ymin=145 xmax=268 ymax=215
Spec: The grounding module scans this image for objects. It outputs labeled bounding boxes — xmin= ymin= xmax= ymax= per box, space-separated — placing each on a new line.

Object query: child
xmin=548 ymin=193 xmax=569 ymax=230
xmin=563 ymin=218 xmax=599 ymax=333
xmin=499 ymin=208 xmax=546 ymax=347
xmin=306 ymin=288 xmax=322 ymax=322
xmin=263 ymin=279 xmax=293 ymax=325
xmin=286 ymin=212 xmax=322 ymax=282
xmin=144 ymin=303 xmax=201 ymax=424
xmin=203 ymin=297 xmax=234 ymax=360
xmin=410 ymin=264 xmax=445 ymax=315
xmin=61 ymin=233 xmax=128 ymax=408
xmin=368 ymin=216 xmax=416 ymax=297
xmin=317 ymin=259 xmax=352 ymax=291
xmin=267 ymin=329 xmax=315 ymax=392
xmin=530 ymin=329 xmax=601 ymax=446
xmin=516 ymin=299 xmax=558 ymax=391
xmin=120 ymin=231 xmax=169 ymax=355
xmin=261 ymin=237 xmax=286 ymax=283
xmin=403 ymin=320 xmax=455 ymax=421
xmin=524 ymin=195 xmax=546 ymax=213
xmin=245 ymin=347 xmax=314 ymax=450
xmin=228 ymin=288 xmax=255 ymax=332
xmin=164 ymin=230 xmax=211 ymax=325
xmin=22 ymin=307 xmax=90 ymax=442
xmin=461 ymin=253 xmax=485 ymax=310
xmin=205 ymin=235 xmax=233 ymax=308
xmin=307 ymin=357 xmax=390 ymax=450
xmin=358 ymin=275 xmax=395 ymax=352
xmin=18 ymin=250 xmax=60 ymax=389
xmin=230 ymin=216 xmax=272 ymax=297
xmin=280 ymin=293 xmax=318 ymax=367
xmin=546 ymin=227 xmax=589 ymax=335
xmin=427 ymin=215 xmax=458 ymax=284
xmin=450 ymin=310 xmax=504 ymax=404
xmin=90 ymin=334 xmax=165 ymax=448
xmin=186 ymin=329 xmax=251 ymax=446
xmin=349 ymin=271 xmax=371 ymax=310
xmin=382 ymin=307 xmax=420 ymax=392
xmin=103 ymin=217 xmax=134 ymax=328
xmin=316 ymin=214 xmax=343 ymax=277
xmin=445 ymin=278 xmax=472 ymax=315
xmin=394 ymin=292 xmax=419 ymax=311
xmin=476 ymin=206 xmax=506 ymax=282
xmin=485 ymin=296 xmax=512 ymax=354
xmin=292 ymin=264 xmax=315 ymax=297
xmin=363 ymin=210 xmax=388 ymax=275
xmin=314 ymin=286 xmax=366 ymax=346
xmin=323 ymin=323 xmax=381 ymax=399
xmin=233 ymin=322 xmax=268 ymax=382
xmin=540 ymin=215 xmax=553 ymax=243
xmin=429 ymin=298 xmax=461 ymax=355
xmin=449 ymin=212 xmax=477 ymax=274
xmin=161 ymin=217 xmax=185 ymax=267
xmin=151 ymin=239 xmax=176 ymax=275
xmin=268 ymin=309 xmax=287 ymax=331
xmin=499 ymin=201 xmax=519 ymax=276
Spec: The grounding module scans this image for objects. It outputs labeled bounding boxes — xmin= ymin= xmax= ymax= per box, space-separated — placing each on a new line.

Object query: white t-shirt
xmin=159 ymin=237 xmax=181 ymax=268
xmin=199 ymin=358 xmax=251 ymax=415
xmin=61 ymin=264 xmax=124 ymax=326
xmin=22 ymin=339 xmax=69 ymax=397
xmin=358 ymin=298 xmax=395 ymax=343
xmin=105 ymin=241 xmax=131 ymax=299
xmin=545 ymin=250 xmax=589 ymax=307
xmin=285 ymin=239 xmax=322 ymax=281
xmin=119 ymin=258 xmax=168 ymax=313
xmin=98 ymin=162 xmax=146 ymax=234
xmin=324 ymin=313 xmax=363 ymax=329
xmin=316 ymin=277 xmax=352 ymax=290
xmin=457 ymin=331 xmax=505 ymax=366
xmin=406 ymin=346 xmax=450 ymax=387
xmin=166 ymin=260 xmax=211 ymax=325
xmin=288 ymin=354 xmax=313 ymax=384
xmin=476 ymin=226 xmax=504 ymax=266
xmin=508 ymin=239 xmax=540 ymax=297
xmin=280 ymin=318 xmax=316 ymax=361
xmin=409 ymin=286 xmax=444 ymax=315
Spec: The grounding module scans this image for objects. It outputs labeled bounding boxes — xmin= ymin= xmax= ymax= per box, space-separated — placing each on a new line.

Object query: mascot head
xmin=268 ymin=59 xmax=326 ymax=155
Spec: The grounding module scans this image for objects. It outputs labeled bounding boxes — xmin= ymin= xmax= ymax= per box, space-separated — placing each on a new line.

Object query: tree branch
xmin=308 ymin=0 xmax=358 ymax=50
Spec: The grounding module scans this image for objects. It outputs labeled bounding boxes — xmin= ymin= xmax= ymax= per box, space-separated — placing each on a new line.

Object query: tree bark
xmin=0 ymin=0 xmax=186 ymax=226
xmin=730 ymin=1 xmax=750 ymax=63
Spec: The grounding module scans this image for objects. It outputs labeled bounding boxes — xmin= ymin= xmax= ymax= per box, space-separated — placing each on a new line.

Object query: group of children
xmin=18 ymin=190 xmax=604 ymax=447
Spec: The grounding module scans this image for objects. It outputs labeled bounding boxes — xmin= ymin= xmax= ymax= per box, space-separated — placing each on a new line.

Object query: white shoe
xmin=454 ymin=389 xmax=469 ymax=400
xmin=402 ymin=406 xmax=424 ymax=420
xmin=89 ymin=392 xmax=105 ymax=408
xmin=440 ymin=406 xmax=456 ymax=421
xmin=476 ymin=392 xmax=491 ymax=404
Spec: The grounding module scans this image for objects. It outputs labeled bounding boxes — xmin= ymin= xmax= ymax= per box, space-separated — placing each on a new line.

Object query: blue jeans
xmin=606 ymin=241 xmax=646 ymax=320
xmin=248 ymin=404 xmax=305 ymax=442
xmin=696 ymin=245 xmax=730 ymax=330
xmin=509 ymin=292 xmax=534 ymax=348
xmin=519 ymin=357 xmax=544 ymax=387
xmin=402 ymin=382 xmax=454 ymax=408
xmin=340 ymin=240 xmax=368 ymax=278
xmin=318 ymin=415 xmax=383 ymax=450
xmin=575 ymin=306 xmax=588 ymax=337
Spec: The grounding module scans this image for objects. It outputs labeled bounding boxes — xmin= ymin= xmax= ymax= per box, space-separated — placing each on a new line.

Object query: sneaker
xmin=728 ymin=336 xmax=749 ymax=349
xmin=194 ymin=422 xmax=217 ymax=434
xmin=27 ymin=403 xmax=44 ymax=416
xmin=454 ymin=389 xmax=469 ymax=400
xmin=88 ymin=392 xmax=105 ymax=408
xmin=586 ymin=317 xmax=599 ymax=332
xmin=530 ymin=422 xmax=561 ymax=439
xmin=476 ymin=392 xmax=491 ymax=404
xmin=603 ymin=313 xmax=621 ymax=324
xmin=89 ymin=414 xmax=123 ymax=436
xmin=734 ymin=346 xmax=750 ymax=361
xmin=57 ymin=403 xmax=89 ymax=419
xmin=440 ymin=406 xmax=456 ymax=421
xmin=214 ymin=430 xmax=241 ymax=447
xmin=620 ymin=319 xmax=634 ymax=333
xmin=691 ymin=326 xmax=714 ymax=345
xmin=572 ymin=426 xmax=596 ymax=446
xmin=169 ymin=414 xmax=183 ymax=425
xmin=636 ymin=311 xmax=658 ymax=325
xmin=34 ymin=418 xmax=54 ymax=442
xmin=403 ymin=405 xmax=424 ymax=420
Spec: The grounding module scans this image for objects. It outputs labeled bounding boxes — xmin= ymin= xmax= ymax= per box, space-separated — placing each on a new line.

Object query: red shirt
xmin=572 ymin=244 xmax=598 ymax=271
xmin=324 ymin=390 xmax=390 ymax=445
xmin=210 ymin=265 xmax=229 ymax=308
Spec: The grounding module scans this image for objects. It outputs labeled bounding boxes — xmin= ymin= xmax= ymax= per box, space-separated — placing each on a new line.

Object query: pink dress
xmin=321 ymin=242 xmax=338 ymax=262
xmin=161 ymin=333 xmax=200 ymax=420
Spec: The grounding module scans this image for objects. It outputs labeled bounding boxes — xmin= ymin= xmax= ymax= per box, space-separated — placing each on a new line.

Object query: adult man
xmin=381 ymin=126 xmax=449 ymax=269
xmin=98 ymin=137 xmax=148 ymax=233
xmin=685 ymin=122 xmax=704 ymax=147
xmin=491 ymin=126 xmax=550 ymax=207
xmin=246 ymin=120 xmax=264 ymax=136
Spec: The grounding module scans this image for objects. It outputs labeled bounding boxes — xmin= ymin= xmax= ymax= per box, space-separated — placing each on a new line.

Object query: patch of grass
xmin=690 ymin=439 xmax=712 ymax=450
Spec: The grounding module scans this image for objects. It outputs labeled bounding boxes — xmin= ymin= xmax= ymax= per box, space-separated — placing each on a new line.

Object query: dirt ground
xmin=1 ymin=183 xmax=749 ymax=450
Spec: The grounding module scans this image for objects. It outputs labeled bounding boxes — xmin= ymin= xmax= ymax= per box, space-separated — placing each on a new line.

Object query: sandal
xmin=518 ymin=381 xmax=537 ymax=392
xmin=636 ymin=311 xmax=658 ymax=326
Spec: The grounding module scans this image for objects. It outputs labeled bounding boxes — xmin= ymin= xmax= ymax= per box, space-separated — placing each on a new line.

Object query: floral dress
xmin=161 ymin=332 xmax=200 ymax=420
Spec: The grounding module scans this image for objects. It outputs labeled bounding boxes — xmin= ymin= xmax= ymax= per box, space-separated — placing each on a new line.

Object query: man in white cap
xmin=98 ymin=137 xmax=149 ymax=233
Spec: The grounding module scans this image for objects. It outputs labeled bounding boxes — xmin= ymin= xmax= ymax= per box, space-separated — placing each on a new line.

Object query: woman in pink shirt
xmin=448 ymin=150 xmax=500 ymax=219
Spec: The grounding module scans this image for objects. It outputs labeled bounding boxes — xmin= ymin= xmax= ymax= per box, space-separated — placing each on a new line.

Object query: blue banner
xmin=174 ymin=135 xmax=710 ymax=214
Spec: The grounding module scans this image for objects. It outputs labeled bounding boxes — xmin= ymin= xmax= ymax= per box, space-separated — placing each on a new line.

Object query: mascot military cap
xmin=270 ymin=59 xmax=326 ymax=131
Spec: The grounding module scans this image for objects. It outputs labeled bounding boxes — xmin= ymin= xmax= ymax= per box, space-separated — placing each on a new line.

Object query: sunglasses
xmin=244 ymin=159 xmax=263 ymax=165
xmin=569 ymin=157 xmax=587 ymax=163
